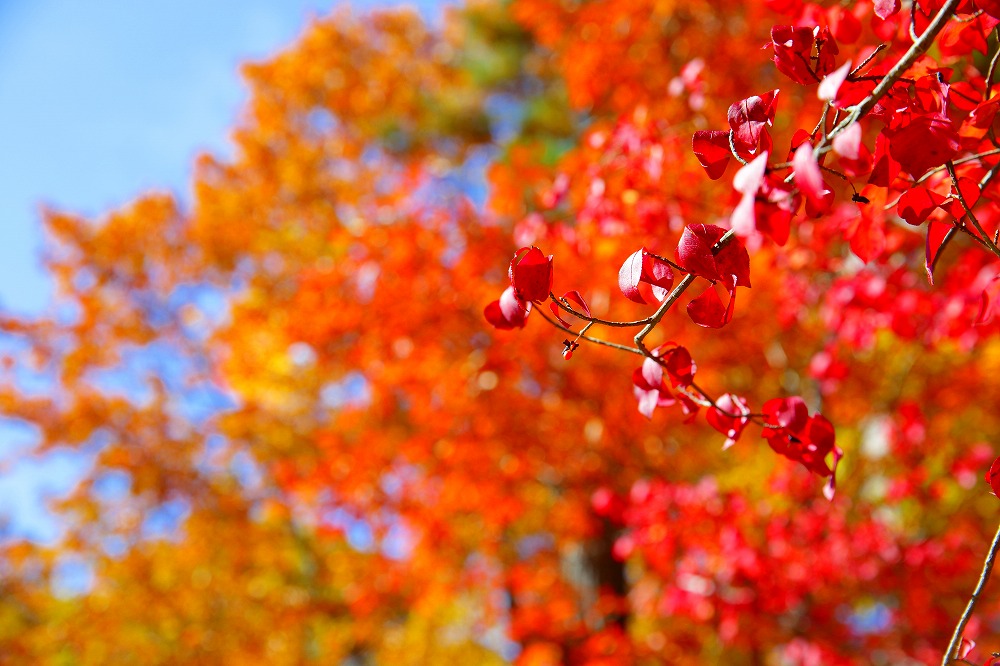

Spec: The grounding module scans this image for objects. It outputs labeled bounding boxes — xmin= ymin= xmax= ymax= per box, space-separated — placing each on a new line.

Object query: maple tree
xmin=6 ymin=0 xmax=1000 ymax=664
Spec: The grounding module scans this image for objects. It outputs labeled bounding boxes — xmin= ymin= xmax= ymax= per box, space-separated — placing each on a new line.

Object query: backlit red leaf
xmin=728 ymin=90 xmax=779 ymax=156
xmin=987 ymin=455 xmax=1000 ymax=496
xmin=508 ymin=246 xmax=553 ymax=302
xmin=687 ymin=276 xmax=737 ymax=328
xmin=706 ymin=394 xmax=751 ymax=449
xmin=692 ymin=130 xmax=733 ymax=180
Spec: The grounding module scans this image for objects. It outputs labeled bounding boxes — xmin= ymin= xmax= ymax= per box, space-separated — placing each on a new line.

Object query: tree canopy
xmin=4 ymin=1 xmax=1000 ymax=664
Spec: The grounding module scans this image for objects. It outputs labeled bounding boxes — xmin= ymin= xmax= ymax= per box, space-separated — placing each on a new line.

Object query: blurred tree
xmin=3 ymin=1 xmax=1000 ymax=665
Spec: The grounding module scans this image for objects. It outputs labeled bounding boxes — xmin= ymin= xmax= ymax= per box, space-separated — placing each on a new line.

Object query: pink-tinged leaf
xmin=874 ymin=0 xmax=900 ymax=19
xmin=792 ymin=142 xmax=828 ymax=207
xmin=925 ymin=221 xmax=955 ymax=285
xmin=640 ymin=356 xmax=663 ymax=388
xmin=975 ymin=275 xmax=1000 ymax=325
xmin=730 ymin=190 xmax=758 ymax=237
xmin=687 ymin=276 xmax=737 ymax=328
xmin=706 ymin=394 xmax=751 ymax=449
xmin=728 ymin=90 xmax=780 ymax=155
xmin=692 ymin=130 xmax=733 ymax=180
xmin=485 ymin=300 xmax=515 ymax=330
xmin=618 ymin=249 xmax=646 ymax=304
xmin=485 ymin=286 xmax=531 ymax=330
xmin=959 ymin=638 xmax=976 ymax=660
xmin=508 ymin=246 xmax=553 ymax=302
xmin=898 ymin=186 xmax=946 ymax=226
xmin=499 ymin=285 xmax=530 ymax=322
xmin=730 ymin=152 xmax=770 ymax=236
xmin=832 ymin=122 xmax=862 ymax=160
xmin=824 ymin=446 xmax=844 ymax=501
xmin=986 ymin=455 xmax=1000 ymax=496
xmin=644 ymin=254 xmax=675 ymax=301
xmin=635 ymin=388 xmax=660 ymax=419
xmin=818 ymin=61 xmax=852 ymax=101
xmin=618 ymin=250 xmax=676 ymax=304
xmin=733 ymin=152 xmax=770 ymax=195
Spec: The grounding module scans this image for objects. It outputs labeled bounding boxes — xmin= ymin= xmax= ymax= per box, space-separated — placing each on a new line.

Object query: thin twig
xmin=946 ymin=161 xmax=1000 ymax=258
xmin=850 ymin=43 xmax=888 ymax=78
xmin=988 ymin=28 xmax=1000 ymax=101
xmin=548 ymin=293 xmax=654 ymax=328
xmin=942 ymin=521 xmax=1000 ymax=665
xmin=535 ymin=308 xmax=642 ymax=355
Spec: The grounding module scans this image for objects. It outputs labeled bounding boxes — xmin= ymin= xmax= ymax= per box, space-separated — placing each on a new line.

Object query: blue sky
xmin=0 ymin=0 xmax=448 ymax=542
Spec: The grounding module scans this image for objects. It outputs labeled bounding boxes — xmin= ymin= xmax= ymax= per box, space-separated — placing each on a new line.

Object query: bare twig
xmin=535 ymin=307 xmax=642 ymax=356
xmin=946 ymin=161 xmax=1000 ymax=258
xmin=942 ymin=521 xmax=1000 ymax=665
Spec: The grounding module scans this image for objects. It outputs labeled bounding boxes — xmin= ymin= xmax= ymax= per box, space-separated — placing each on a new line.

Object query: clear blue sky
xmin=0 ymin=0 xmax=448 ymax=542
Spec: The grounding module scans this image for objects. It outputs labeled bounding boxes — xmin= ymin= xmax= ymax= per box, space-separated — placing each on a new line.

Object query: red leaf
xmin=925 ymin=221 xmax=955 ymax=285
xmin=549 ymin=290 xmax=591 ymax=327
xmin=656 ymin=343 xmax=696 ymax=387
xmin=677 ymin=225 xmax=721 ymax=281
xmin=975 ymin=275 xmax=1000 ymax=325
xmin=946 ymin=177 xmax=982 ymax=221
xmin=687 ymin=276 xmax=737 ymax=328
xmin=728 ymin=90 xmax=779 ymax=156
xmin=763 ymin=396 xmax=809 ymax=432
xmin=885 ymin=117 xmax=960 ymax=178
xmin=897 ymin=186 xmax=946 ymax=226
xmin=986 ymin=456 xmax=1000 ymax=496
xmin=846 ymin=209 xmax=886 ymax=263
xmin=677 ymin=224 xmax=751 ymax=287
xmin=692 ymin=130 xmax=732 ymax=180
xmin=643 ymin=253 xmax=675 ymax=301
xmin=771 ymin=25 xmax=817 ymax=85
xmin=561 ymin=290 xmax=590 ymax=317
xmin=706 ymin=393 xmax=751 ymax=449
xmin=508 ymin=246 xmax=553 ymax=302
xmin=869 ymin=132 xmax=900 ymax=187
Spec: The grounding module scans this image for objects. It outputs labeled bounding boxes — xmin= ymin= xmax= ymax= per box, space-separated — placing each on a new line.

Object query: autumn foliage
xmin=7 ymin=0 xmax=1000 ymax=664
